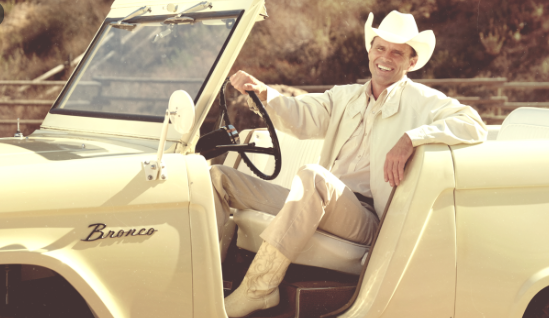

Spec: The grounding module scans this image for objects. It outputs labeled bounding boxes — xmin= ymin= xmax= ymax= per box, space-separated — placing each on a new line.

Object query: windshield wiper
xmin=163 ymin=1 xmax=212 ymax=25
xmin=110 ymin=6 xmax=152 ymax=31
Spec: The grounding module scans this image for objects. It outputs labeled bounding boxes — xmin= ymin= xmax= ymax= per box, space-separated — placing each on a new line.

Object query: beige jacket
xmin=263 ymin=77 xmax=487 ymax=216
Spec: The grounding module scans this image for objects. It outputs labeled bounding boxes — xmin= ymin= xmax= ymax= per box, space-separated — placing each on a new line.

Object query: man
xmin=212 ymin=10 xmax=487 ymax=317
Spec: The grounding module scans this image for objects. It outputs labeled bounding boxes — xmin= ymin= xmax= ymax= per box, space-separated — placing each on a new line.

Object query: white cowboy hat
xmin=365 ymin=11 xmax=436 ymax=71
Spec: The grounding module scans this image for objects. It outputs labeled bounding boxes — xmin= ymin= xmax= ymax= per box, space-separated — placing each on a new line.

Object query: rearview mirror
xmin=143 ymin=90 xmax=195 ymax=181
xmin=169 ymin=90 xmax=195 ymax=134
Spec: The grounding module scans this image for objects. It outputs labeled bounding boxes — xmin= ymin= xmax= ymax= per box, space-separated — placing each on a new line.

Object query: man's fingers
xmin=385 ymin=156 xmax=407 ymax=186
xmin=229 ymin=76 xmax=244 ymax=94
xmin=229 ymin=70 xmax=253 ymax=95
xmin=244 ymin=83 xmax=257 ymax=93
xmin=392 ymin=160 xmax=399 ymax=186
xmin=384 ymin=158 xmax=389 ymax=182
xmin=384 ymin=134 xmax=414 ymax=187
xmin=229 ymin=70 xmax=266 ymax=99
xmin=398 ymin=160 xmax=406 ymax=182
xmin=386 ymin=159 xmax=395 ymax=187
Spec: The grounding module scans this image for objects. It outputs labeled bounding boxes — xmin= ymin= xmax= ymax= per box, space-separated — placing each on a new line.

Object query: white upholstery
xmin=498 ymin=107 xmax=549 ymax=141
xmin=220 ymin=217 xmax=236 ymax=262
xmin=234 ymin=210 xmax=368 ymax=275
xmin=224 ymin=129 xmax=369 ymax=275
xmin=224 ymin=129 xmax=324 ymax=188
xmin=486 ymin=125 xmax=500 ymax=140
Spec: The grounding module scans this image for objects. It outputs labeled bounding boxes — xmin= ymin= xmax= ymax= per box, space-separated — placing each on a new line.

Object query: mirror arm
xmin=157 ymin=109 xmax=171 ymax=164
xmin=144 ymin=109 xmax=174 ymax=182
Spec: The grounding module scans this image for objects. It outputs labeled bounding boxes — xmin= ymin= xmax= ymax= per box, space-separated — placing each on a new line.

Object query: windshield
xmin=52 ymin=11 xmax=241 ymax=122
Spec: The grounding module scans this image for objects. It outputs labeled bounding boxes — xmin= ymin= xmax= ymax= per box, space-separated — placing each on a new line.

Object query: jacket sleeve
xmin=405 ymin=87 xmax=488 ymax=146
xmin=248 ymin=86 xmax=333 ymax=140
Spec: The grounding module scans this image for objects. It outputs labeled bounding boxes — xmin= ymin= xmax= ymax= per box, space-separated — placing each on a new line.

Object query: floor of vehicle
xmin=222 ymin=234 xmax=359 ymax=318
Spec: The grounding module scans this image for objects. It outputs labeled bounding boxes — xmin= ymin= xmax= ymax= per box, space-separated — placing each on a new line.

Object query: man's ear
xmin=407 ymin=57 xmax=418 ymax=72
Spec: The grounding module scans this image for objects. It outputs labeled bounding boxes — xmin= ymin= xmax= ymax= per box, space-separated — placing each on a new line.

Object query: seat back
xmin=224 ymin=129 xmax=324 ymax=188
xmin=497 ymin=107 xmax=549 ymax=140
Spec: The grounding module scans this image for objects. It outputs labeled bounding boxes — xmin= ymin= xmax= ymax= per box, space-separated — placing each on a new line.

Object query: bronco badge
xmin=82 ymin=223 xmax=157 ymax=242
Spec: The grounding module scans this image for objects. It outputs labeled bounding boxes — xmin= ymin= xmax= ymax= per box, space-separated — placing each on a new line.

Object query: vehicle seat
xmin=223 ymin=129 xmax=369 ymax=275
xmin=497 ymin=107 xmax=549 ymax=140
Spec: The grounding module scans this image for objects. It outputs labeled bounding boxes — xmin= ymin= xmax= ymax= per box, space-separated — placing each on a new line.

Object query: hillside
xmin=1 ymin=0 xmax=548 ymax=136
xmin=0 ymin=0 xmax=112 ymax=81
xmin=233 ymin=0 xmax=549 ymax=104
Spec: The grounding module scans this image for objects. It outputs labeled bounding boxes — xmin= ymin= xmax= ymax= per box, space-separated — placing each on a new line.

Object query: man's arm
xmin=405 ymin=95 xmax=488 ymax=147
xmin=383 ymin=92 xmax=487 ymax=187
xmin=230 ymin=71 xmax=333 ymax=140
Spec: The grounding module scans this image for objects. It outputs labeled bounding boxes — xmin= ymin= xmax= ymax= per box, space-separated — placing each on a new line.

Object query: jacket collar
xmin=347 ymin=86 xmax=369 ymax=118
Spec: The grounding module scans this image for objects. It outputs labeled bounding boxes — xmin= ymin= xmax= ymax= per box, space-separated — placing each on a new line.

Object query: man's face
xmin=368 ymin=37 xmax=418 ymax=89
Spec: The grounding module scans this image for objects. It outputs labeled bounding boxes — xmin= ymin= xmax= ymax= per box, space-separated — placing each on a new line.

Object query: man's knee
xmin=296 ymin=164 xmax=330 ymax=184
xmin=297 ymin=164 xmax=327 ymax=177
xmin=210 ymin=164 xmax=232 ymax=187
xmin=210 ymin=164 xmax=228 ymax=176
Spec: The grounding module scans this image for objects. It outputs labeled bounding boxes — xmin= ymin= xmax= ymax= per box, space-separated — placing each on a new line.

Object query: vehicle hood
xmin=0 ymin=136 xmax=153 ymax=167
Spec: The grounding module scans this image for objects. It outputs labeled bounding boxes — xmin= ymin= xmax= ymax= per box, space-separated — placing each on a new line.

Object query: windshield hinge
xmin=110 ymin=6 xmax=152 ymax=31
xmin=174 ymin=1 xmax=212 ymax=17
xmin=163 ymin=16 xmax=195 ymax=25
xmin=259 ymin=5 xmax=268 ymax=19
xmin=163 ymin=1 xmax=212 ymax=25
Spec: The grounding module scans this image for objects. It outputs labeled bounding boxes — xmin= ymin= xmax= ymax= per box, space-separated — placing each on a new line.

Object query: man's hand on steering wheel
xmin=229 ymin=70 xmax=268 ymax=101
xmin=196 ymin=71 xmax=282 ymax=180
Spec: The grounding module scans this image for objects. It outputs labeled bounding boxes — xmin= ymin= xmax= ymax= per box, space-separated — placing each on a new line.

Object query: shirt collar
xmin=348 ymin=76 xmax=409 ymax=118
xmin=364 ymin=75 xmax=408 ymax=100
xmin=363 ymin=76 xmax=409 ymax=119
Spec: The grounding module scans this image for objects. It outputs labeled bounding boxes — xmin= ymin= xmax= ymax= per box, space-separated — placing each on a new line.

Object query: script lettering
xmin=82 ymin=223 xmax=107 ymax=242
xmin=82 ymin=224 xmax=158 ymax=242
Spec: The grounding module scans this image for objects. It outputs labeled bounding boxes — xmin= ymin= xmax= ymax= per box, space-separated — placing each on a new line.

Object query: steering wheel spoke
xmin=215 ymin=144 xmax=276 ymax=155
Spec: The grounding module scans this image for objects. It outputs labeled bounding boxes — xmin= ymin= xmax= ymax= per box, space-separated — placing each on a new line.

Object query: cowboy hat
xmin=365 ymin=11 xmax=436 ymax=71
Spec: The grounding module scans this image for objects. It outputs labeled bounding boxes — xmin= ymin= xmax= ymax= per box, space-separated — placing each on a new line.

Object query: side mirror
xmin=143 ymin=90 xmax=195 ymax=181
xmin=168 ymin=90 xmax=195 ymax=134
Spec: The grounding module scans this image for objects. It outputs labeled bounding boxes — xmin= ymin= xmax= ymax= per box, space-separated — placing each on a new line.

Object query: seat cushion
xmin=225 ymin=129 xmax=369 ymax=275
xmin=234 ymin=210 xmax=368 ymax=275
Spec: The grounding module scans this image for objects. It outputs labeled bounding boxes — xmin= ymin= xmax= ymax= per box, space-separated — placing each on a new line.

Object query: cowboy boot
xmin=225 ymin=241 xmax=291 ymax=318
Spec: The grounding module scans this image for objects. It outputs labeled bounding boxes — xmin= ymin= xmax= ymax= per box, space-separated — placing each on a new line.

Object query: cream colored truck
xmin=1 ymin=0 xmax=549 ymax=317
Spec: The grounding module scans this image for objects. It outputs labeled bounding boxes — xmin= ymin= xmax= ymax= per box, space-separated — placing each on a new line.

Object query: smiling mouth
xmin=377 ymin=64 xmax=393 ymax=72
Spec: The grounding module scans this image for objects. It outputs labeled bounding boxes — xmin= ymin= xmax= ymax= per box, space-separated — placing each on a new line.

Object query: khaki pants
xmin=210 ymin=164 xmax=379 ymax=261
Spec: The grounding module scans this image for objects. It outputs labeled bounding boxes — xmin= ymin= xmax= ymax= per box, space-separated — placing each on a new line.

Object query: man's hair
xmin=370 ymin=37 xmax=417 ymax=59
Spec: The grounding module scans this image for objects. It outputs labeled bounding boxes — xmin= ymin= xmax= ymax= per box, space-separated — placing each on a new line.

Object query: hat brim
xmin=365 ymin=12 xmax=436 ymax=71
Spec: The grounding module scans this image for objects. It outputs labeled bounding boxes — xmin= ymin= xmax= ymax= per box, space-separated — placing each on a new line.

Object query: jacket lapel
xmin=329 ymin=92 xmax=367 ymax=165
xmin=381 ymin=79 xmax=407 ymax=119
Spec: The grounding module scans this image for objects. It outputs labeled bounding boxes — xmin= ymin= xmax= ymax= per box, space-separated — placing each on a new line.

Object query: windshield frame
xmin=49 ymin=10 xmax=244 ymax=123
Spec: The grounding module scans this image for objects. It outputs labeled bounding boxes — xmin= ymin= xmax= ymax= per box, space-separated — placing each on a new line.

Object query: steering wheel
xmin=195 ymin=79 xmax=282 ymax=180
